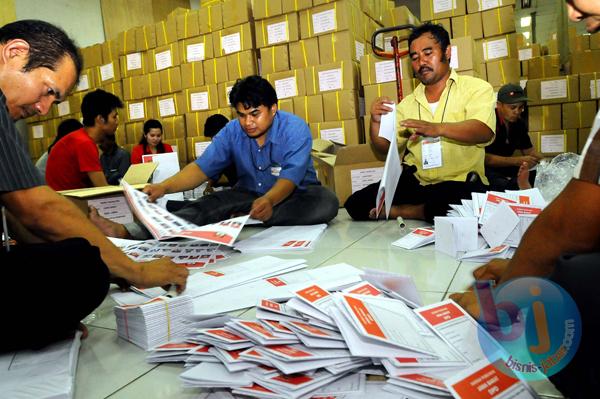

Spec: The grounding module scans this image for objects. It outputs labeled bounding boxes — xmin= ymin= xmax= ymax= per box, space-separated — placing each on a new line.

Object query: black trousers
xmin=344 ymin=166 xmax=488 ymax=223
xmin=548 ymin=252 xmax=600 ymax=399
xmin=486 ymin=168 xmax=537 ymax=192
xmin=0 ymin=238 xmax=110 ymax=352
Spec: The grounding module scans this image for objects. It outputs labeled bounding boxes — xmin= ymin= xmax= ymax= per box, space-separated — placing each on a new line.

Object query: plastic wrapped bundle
xmin=535 ymin=152 xmax=580 ymax=202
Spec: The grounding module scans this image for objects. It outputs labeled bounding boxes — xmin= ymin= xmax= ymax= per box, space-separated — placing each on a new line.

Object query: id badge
xmin=270 ymin=166 xmax=282 ymax=176
xmin=421 ymin=137 xmax=443 ymax=170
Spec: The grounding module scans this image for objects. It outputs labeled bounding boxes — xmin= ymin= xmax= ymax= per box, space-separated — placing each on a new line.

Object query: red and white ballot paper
xmin=121 ymin=180 xmax=247 ymax=245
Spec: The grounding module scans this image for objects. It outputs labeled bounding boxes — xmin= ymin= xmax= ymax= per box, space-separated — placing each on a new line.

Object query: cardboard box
xmin=310 ymin=119 xmax=363 ymax=145
xmin=101 ymin=39 xmax=120 ymax=64
xmin=155 ymin=19 xmax=178 ymax=47
xmin=481 ymin=6 xmax=515 ymax=38
xmin=546 ymin=39 xmax=559 ymax=55
xmin=180 ymin=62 xmax=205 ymax=89
xmin=185 ymin=111 xmax=210 ymax=137
xmin=382 ymin=6 xmax=419 ymax=34
xmin=203 ymin=56 xmax=229 ymax=85
xmin=81 ymin=44 xmax=103 ymax=69
xmin=226 ymin=50 xmax=258 ymax=80
xmin=199 ymin=3 xmax=224 ymax=34
xmin=176 ymin=9 xmax=200 ymax=40
xmin=137 ymin=71 xmax=161 ymax=98
xmin=125 ymin=99 xmax=157 ymax=123
xmin=526 ymin=75 xmax=579 ymax=105
xmin=266 ymin=69 xmax=307 ymax=98
xmin=217 ymin=80 xmax=236 ymax=108
xmin=278 ymin=98 xmax=294 ymax=114
xmin=475 ymin=33 xmax=518 ymax=63
xmin=466 ymin=0 xmax=514 ymax=14
xmin=254 ymin=0 xmax=283 ymax=20
xmin=363 ymin=80 xmax=414 ymax=111
xmin=28 ymin=122 xmax=47 ymax=140
xmin=73 ymin=69 xmax=95 ymax=92
xmin=282 ymin=0 xmax=312 ymax=13
xmin=528 ymin=105 xmax=562 ymax=131
xmin=421 ymin=0 xmax=466 ymax=21
xmin=427 ymin=18 xmax=452 ymax=37
xmin=450 ymin=36 xmax=477 ymax=72
xmin=159 ymin=66 xmax=182 ymax=95
xmin=451 ymin=13 xmax=483 ymax=40
xmin=289 ymin=37 xmax=320 ymax=69
xmin=187 ymin=136 xmax=212 ymax=161
xmin=150 ymin=43 xmax=181 ymax=72
xmin=293 ymin=94 xmax=324 ymax=123
xmin=312 ymin=143 xmax=384 ymax=204
xmin=562 ymin=101 xmax=597 ymax=129
xmin=591 ymin=32 xmax=600 ymax=50
xmin=306 ymin=60 xmax=360 ymax=95
xmin=255 ymin=12 xmax=300 ymax=48
xmin=579 ymin=72 xmax=600 ymax=101
xmin=100 ymin=81 xmax=123 ymax=100
xmin=529 ymin=129 xmax=577 ymax=156
xmin=125 ymin=121 xmax=143 ymax=145
xmin=517 ymin=44 xmax=541 ymax=61
xmin=570 ymin=50 xmax=600 ymax=74
xmin=161 ymin=115 xmax=186 ymax=140
xmin=322 ymin=90 xmax=360 ymax=121
xmin=60 ymin=185 xmax=146 ymax=222
xmin=485 ymin=58 xmax=520 ymax=87
xmin=183 ymin=84 xmax=220 ymax=113
xmin=95 ymin=60 xmax=121 ymax=85
xmin=181 ymin=34 xmax=214 ymax=63
xmin=213 ymin=22 xmax=255 ymax=57
xmin=260 ymin=44 xmax=290 ymax=74
xmin=360 ymin=54 xmax=412 ymax=86
xmin=222 ymin=0 xmax=252 ymax=28
xmin=135 ymin=24 xmax=157 ymax=51
xmin=119 ymin=52 xmax=150 ymax=78
xmin=578 ymin=128 xmax=591 ymax=153
xmin=319 ymin=30 xmax=365 ymax=64
xmin=117 ymin=28 xmax=137 ymax=56
xmin=570 ymin=34 xmax=591 ymax=53
xmin=156 ymin=93 xmax=186 ymax=118
xmin=299 ymin=0 xmax=363 ymax=39
xmin=527 ymin=55 xmax=560 ymax=79
xmin=215 ymin=107 xmax=234 ymax=119
xmin=163 ymin=138 xmax=187 ymax=167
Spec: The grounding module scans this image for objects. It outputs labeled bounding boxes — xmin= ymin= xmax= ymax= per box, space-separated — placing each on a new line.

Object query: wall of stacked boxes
xmin=24 ymin=0 xmax=596 ymax=203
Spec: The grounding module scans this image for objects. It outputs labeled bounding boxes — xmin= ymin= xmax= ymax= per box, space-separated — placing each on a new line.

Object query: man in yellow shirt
xmin=345 ymin=23 xmax=495 ymax=222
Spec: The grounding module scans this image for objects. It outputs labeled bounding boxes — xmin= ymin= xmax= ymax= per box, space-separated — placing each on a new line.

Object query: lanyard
xmin=418 ymin=80 xmax=454 ymax=123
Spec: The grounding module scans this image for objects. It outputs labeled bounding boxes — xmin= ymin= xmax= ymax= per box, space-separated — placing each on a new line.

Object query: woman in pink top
xmin=130 ymin=119 xmax=173 ymax=164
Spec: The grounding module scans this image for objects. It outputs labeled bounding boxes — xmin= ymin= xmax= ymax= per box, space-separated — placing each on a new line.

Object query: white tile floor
xmin=77 ymin=209 xmax=563 ymax=399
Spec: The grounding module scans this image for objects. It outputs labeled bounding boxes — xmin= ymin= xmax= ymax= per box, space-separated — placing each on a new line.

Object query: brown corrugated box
xmin=187 ymin=136 xmax=212 ymax=161
xmin=138 ymin=72 xmax=161 ymax=98
xmin=278 ymin=98 xmax=294 ymax=114
xmin=81 ymin=44 xmax=103 ymax=69
xmin=451 ymin=13 xmax=483 ymax=40
xmin=591 ymin=32 xmax=600 ymax=50
xmin=260 ymin=44 xmax=290 ymax=74
xmin=199 ymin=3 xmax=224 ymax=34
xmin=222 ymin=0 xmax=252 ymax=28
xmin=181 ymin=34 xmax=214 ymax=63
xmin=163 ymin=138 xmax=187 ymax=167
xmin=176 ymin=9 xmax=200 ymax=40
xmin=266 ymin=69 xmax=307 ymax=98
xmin=527 ymin=55 xmax=560 ymax=79
xmin=528 ymin=105 xmax=562 ymax=131
xmin=101 ymin=39 xmax=120 ymax=64
xmin=305 ymin=60 xmax=360 ymax=95
xmin=150 ymin=43 xmax=181 ymax=72
xmin=517 ymin=44 xmax=541 ymax=61
xmin=289 ymin=37 xmax=320 ymax=69
xmin=95 ymin=60 xmax=121 ymax=85
xmin=255 ymin=13 xmax=299 ymax=48
xmin=117 ymin=28 xmax=137 ymax=56
xmin=185 ymin=111 xmax=210 ymax=137
xmin=363 ymin=81 xmax=414 ymax=113
xmin=382 ymin=6 xmax=419 ymax=36
xmin=450 ymin=36 xmax=477 ymax=72
xmin=213 ymin=23 xmax=255 ymax=57
xmin=215 ymin=107 xmax=234 ymax=119
xmin=481 ymin=6 xmax=515 ymax=38
xmin=475 ymin=33 xmax=518 ymax=63
xmin=420 ymin=0 xmax=466 ymax=21
xmin=28 ymin=122 xmax=47 ymax=140
xmin=299 ymin=0 xmax=363 ymax=39
xmin=293 ymin=94 xmax=324 ymax=123
xmin=466 ymin=0 xmax=514 ymax=14
xmin=226 ymin=50 xmax=258 ymax=80
xmin=529 ymin=129 xmax=577 ymax=156
xmin=546 ymin=39 xmax=559 ymax=55
xmin=125 ymin=99 xmax=157 ymax=123
xmin=485 ymin=58 xmax=520 ymax=88
xmin=322 ymin=90 xmax=360 ymax=121
xmin=427 ymin=18 xmax=452 ymax=37
xmin=203 ymin=57 xmax=229 ymax=85
xmin=156 ymin=92 xmax=186 ymax=118
xmin=578 ymin=128 xmax=591 ymax=153
xmin=309 ymin=119 xmax=362 ymax=145
xmin=161 ymin=115 xmax=186 ymax=140
xmin=101 ymin=82 xmax=123 ymax=103
xmin=570 ymin=50 xmax=600 ymax=74
xmin=569 ymin=35 xmax=591 ymax=53
xmin=218 ymin=80 xmax=236 ymax=108
xmin=119 ymin=52 xmax=150 ymax=78
xmin=360 ymin=54 xmax=412 ymax=86
xmin=180 ymin=62 xmax=205 ymax=89
xmin=319 ymin=30 xmax=364 ymax=64
xmin=562 ymin=101 xmax=597 ymax=129
xmin=311 ymin=143 xmax=384 ymax=204
xmin=159 ymin=66 xmax=182 ymax=95
xmin=254 ymin=0 xmax=283 ymax=20
xmin=526 ymin=75 xmax=579 ymax=105
xmin=183 ymin=85 xmax=219 ymax=113
xmin=282 ymin=0 xmax=312 ymax=13
xmin=122 ymin=77 xmax=135 ymax=101
xmin=155 ymin=19 xmax=178 ymax=47
xmin=135 ymin=24 xmax=157 ymax=51
xmin=74 ymin=69 xmax=96 ymax=92
xmin=579 ymin=72 xmax=600 ymax=101
xmin=28 ymin=138 xmax=44 ymax=158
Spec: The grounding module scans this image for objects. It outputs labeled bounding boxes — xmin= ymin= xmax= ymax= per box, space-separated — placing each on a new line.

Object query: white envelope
xmin=434 ymin=217 xmax=479 ymax=258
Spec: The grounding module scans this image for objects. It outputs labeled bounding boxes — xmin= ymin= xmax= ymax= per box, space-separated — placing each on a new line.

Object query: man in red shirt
xmin=46 ymin=89 xmax=122 ymax=190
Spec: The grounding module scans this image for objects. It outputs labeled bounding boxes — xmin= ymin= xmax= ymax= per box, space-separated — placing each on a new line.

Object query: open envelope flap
xmin=59 ymin=183 xmax=147 ymax=199
xmin=122 ymin=162 xmax=158 ymax=185
xmin=335 ymin=144 xmax=385 ymax=165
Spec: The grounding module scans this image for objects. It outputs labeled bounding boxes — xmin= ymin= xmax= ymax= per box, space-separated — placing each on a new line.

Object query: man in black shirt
xmin=485 ymin=84 xmax=542 ymax=190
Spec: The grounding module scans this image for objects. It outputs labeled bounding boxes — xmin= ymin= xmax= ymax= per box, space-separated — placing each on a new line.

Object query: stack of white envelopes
xmin=234 ymin=224 xmax=327 ymax=253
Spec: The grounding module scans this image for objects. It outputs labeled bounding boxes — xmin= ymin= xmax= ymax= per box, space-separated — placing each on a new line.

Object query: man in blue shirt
xmin=93 ymin=76 xmax=338 ymax=239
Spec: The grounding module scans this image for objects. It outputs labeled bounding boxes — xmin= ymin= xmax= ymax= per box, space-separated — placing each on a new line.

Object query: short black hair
xmin=229 ymin=75 xmax=278 ymax=109
xmin=48 ymin=118 xmax=82 ymax=154
xmin=0 ymin=20 xmax=83 ymax=80
xmin=143 ymin=119 xmax=163 ymax=134
xmin=81 ymin=89 xmax=123 ymax=127
xmin=204 ymin=114 xmax=229 ymax=138
xmin=408 ymin=22 xmax=451 ymax=54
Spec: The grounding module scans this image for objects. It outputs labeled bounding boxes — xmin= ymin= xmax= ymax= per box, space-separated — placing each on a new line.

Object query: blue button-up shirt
xmin=196 ymin=110 xmax=319 ymax=195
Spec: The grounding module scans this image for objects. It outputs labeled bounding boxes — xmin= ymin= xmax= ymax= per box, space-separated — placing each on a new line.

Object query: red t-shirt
xmin=130 ymin=143 xmax=174 ymax=164
xmin=46 ymin=128 xmax=102 ymax=190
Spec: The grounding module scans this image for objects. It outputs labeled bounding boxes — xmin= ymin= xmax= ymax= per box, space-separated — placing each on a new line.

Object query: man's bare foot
xmin=517 ymin=162 xmax=532 ymax=189
xmin=89 ymin=206 xmax=130 ymax=238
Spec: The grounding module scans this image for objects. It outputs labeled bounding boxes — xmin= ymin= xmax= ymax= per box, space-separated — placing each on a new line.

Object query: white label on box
xmin=129 ymin=102 xmax=145 ymax=120
xmin=158 ymin=98 xmax=176 ymax=117
xmin=351 ymin=167 xmax=384 ymax=193
xmin=312 ymin=9 xmax=336 ymax=35
xmin=320 ymin=127 xmax=345 ymax=144
xmin=483 ymin=38 xmax=508 ymax=60
xmin=589 ymin=79 xmax=600 ymax=99
xmin=32 ymin=125 xmax=44 ymax=139
xmin=520 ymin=79 xmax=527 ymax=89
xmin=195 ymin=141 xmax=211 ymax=158
xmin=57 ymin=100 xmax=70 ymax=116
xmin=267 ymin=21 xmax=289 ymax=45
xmin=155 ymin=50 xmax=172 ymax=70
xmin=518 ymin=48 xmax=533 ymax=61
xmin=318 ymin=68 xmax=343 ymax=92
xmin=76 ymin=74 xmax=89 ymax=91
xmin=375 ymin=60 xmax=397 ymax=83
xmin=481 ymin=0 xmax=500 ymax=11
xmin=540 ymin=79 xmax=567 ymax=100
xmin=127 ymin=52 xmax=142 ymax=71
xmin=187 ymin=43 xmax=206 ymax=62
xmin=450 ymin=45 xmax=459 ymax=69
xmin=433 ymin=0 xmax=456 ymax=14
xmin=355 ymin=41 xmax=365 ymax=60
xmin=274 ymin=77 xmax=298 ymax=99
xmin=541 ymin=135 xmax=565 ymax=153
xmin=100 ymin=63 xmax=115 ymax=81
xmin=190 ymin=91 xmax=209 ymax=111
xmin=221 ymin=32 xmax=241 ymax=54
